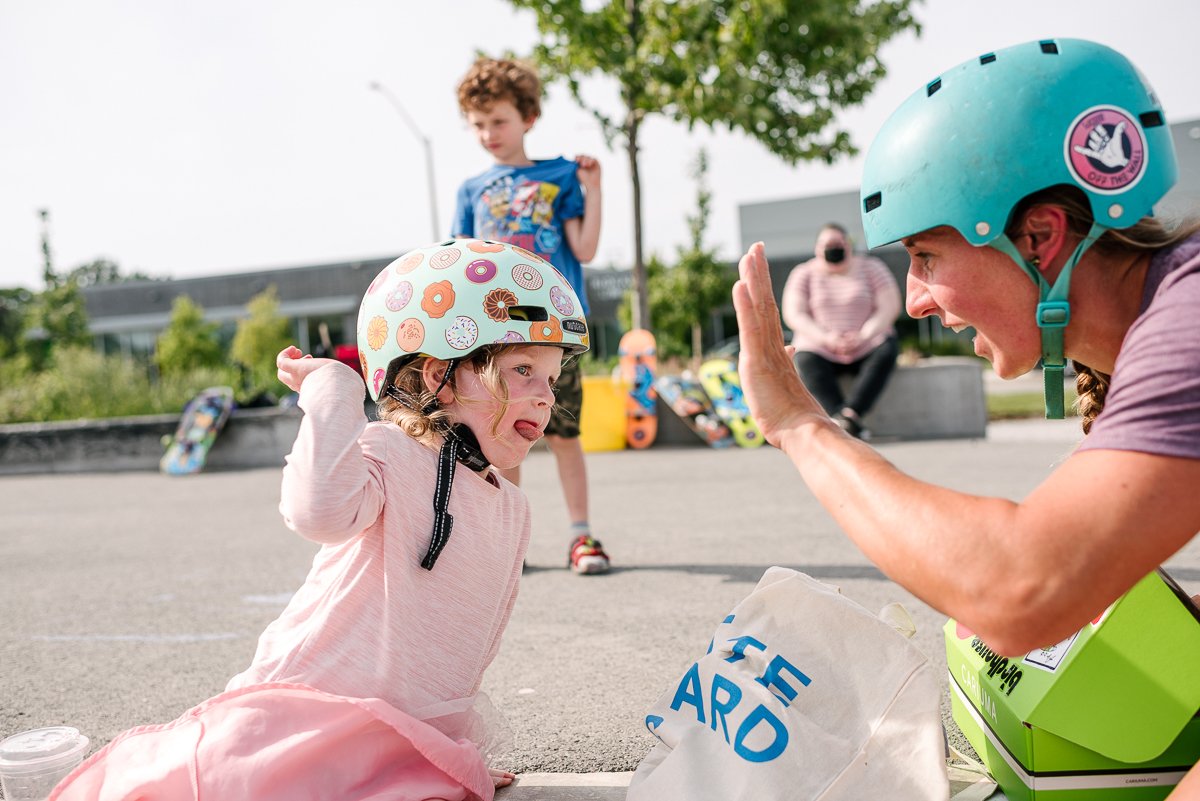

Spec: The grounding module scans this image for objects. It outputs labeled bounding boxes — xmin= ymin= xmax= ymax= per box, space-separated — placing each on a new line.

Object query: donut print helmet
xmin=357 ymin=238 xmax=590 ymax=402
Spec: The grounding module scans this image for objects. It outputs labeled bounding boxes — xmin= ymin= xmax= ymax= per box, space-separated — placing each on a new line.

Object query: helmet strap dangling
xmin=384 ymin=358 xmax=493 ymax=570
xmin=992 ymin=221 xmax=1105 ymax=419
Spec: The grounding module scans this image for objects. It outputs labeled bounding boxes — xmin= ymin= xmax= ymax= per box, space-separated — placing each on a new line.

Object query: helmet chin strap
xmin=384 ymin=359 xmax=491 ymax=570
xmin=990 ymin=222 xmax=1105 ymax=420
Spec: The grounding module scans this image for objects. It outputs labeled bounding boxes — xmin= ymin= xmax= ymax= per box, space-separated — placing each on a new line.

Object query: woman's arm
xmin=733 ymin=243 xmax=1200 ymax=655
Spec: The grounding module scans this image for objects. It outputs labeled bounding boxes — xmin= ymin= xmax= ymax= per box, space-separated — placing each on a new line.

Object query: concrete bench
xmin=0 ymin=406 xmax=302 ymax=476
xmin=855 ymin=356 xmax=988 ymax=440
xmin=652 ymin=356 xmax=987 ymax=447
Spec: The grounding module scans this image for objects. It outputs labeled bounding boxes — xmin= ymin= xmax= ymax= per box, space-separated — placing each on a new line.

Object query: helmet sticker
xmin=530 ymin=317 xmax=563 ymax=342
xmin=421 ymin=281 xmax=455 ymax=318
xmin=467 ymin=240 xmax=505 ymax=254
xmin=549 ymin=284 xmax=575 ymax=316
xmin=483 ymin=288 xmax=517 ymax=322
xmin=445 ymin=315 xmax=480 ymax=350
xmin=1065 ymin=106 xmax=1147 ymax=194
xmin=385 ymin=281 xmax=413 ymax=312
xmin=466 ymin=258 xmax=498 ymax=284
xmin=512 ymin=263 xmax=544 ymax=290
xmin=430 ymin=247 xmax=461 ymax=270
xmin=366 ymin=315 xmax=388 ymax=350
xmin=396 ymin=318 xmax=425 ymax=352
xmin=394 ymin=252 xmax=424 ymax=275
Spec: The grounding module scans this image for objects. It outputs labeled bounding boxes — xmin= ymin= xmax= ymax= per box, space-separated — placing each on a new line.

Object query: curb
xmin=498 ymin=772 xmax=633 ymax=800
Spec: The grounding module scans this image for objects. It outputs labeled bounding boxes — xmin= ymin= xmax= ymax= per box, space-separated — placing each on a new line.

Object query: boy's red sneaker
xmin=568 ymin=534 xmax=610 ymax=575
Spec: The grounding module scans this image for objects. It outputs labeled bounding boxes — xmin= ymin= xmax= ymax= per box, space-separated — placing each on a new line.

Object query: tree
xmin=24 ymin=279 xmax=91 ymax=371
xmin=0 ymin=287 xmax=34 ymax=360
xmin=65 ymin=258 xmax=156 ymax=288
xmin=155 ymin=295 xmax=224 ymax=376
xmin=510 ymin=0 xmax=920 ymax=329
xmin=230 ymin=286 xmax=293 ymax=400
xmin=621 ymin=148 xmax=734 ymax=362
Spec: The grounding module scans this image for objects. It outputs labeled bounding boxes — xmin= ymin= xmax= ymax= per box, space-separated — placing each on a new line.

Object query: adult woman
xmin=733 ymin=38 xmax=1199 ymax=795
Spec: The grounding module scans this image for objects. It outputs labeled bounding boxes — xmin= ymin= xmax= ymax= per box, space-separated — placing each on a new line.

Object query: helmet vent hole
xmin=863 ymin=192 xmax=882 ymax=213
xmin=926 ymin=78 xmax=942 ymax=97
xmin=1039 ymin=41 xmax=1059 ymax=55
xmin=1139 ymin=111 xmax=1165 ymax=128
xmin=979 ymin=53 xmax=996 ymax=65
xmin=507 ymin=305 xmax=549 ymax=322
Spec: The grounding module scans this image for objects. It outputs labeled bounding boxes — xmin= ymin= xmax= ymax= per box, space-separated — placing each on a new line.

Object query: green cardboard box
xmin=944 ymin=569 xmax=1200 ymax=800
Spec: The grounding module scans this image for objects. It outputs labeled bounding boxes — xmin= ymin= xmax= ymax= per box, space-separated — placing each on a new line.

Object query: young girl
xmin=51 ymin=239 xmax=590 ymax=801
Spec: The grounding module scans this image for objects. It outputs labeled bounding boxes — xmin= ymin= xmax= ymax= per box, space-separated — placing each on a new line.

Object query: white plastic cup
xmin=0 ymin=727 xmax=90 ymax=801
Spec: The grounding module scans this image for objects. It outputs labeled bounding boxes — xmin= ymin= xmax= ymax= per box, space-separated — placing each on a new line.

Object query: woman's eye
xmin=514 ymin=365 xmax=531 ymax=376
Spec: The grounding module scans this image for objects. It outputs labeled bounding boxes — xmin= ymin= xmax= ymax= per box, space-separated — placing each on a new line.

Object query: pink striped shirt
xmin=781 ymin=255 xmax=901 ymax=364
xmin=226 ymin=364 xmax=530 ymax=743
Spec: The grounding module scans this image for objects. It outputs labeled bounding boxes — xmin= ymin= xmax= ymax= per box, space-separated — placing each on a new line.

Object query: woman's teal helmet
xmin=860 ymin=38 xmax=1177 ymax=417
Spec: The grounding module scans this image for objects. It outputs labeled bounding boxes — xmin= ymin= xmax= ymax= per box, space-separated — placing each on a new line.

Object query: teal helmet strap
xmin=991 ymin=222 xmax=1105 ymax=419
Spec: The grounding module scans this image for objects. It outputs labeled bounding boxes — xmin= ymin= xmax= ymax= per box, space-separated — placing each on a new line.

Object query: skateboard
xmin=160 ymin=386 xmax=235 ymax=475
xmin=655 ymin=373 xmax=734 ymax=448
xmin=697 ymin=358 xmax=764 ymax=448
xmin=617 ymin=329 xmax=658 ymax=449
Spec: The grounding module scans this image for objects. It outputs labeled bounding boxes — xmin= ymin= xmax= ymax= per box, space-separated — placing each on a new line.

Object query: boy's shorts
xmin=547 ymin=359 xmax=583 ymax=439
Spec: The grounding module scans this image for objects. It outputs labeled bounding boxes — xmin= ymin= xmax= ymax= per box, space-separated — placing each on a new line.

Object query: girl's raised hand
xmin=732 ymin=243 xmax=828 ymax=445
xmin=276 ymin=346 xmax=341 ymax=393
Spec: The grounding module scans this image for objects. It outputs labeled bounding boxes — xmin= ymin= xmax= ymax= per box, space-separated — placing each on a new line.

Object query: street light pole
xmin=369 ymin=81 xmax=441 ymax=242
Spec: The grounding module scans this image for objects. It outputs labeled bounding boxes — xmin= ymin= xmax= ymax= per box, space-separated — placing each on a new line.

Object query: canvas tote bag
xmin=627 ymin=567 xmax=949 ymax=801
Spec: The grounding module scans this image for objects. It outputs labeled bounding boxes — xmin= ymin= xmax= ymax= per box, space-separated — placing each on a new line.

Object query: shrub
xmin=156 ymin=296 xmax=224 ymax=376
xmin=230 ymin=286 xmax=292 ymax=403
xmin=0 ymin=347 xmax=239 ymax=424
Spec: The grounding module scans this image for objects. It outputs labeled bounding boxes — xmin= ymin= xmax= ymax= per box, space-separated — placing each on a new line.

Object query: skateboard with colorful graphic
xmin=160 ymin=386 xmax=235 ymax=475
xmin=655 ymin=373 xmax=734 ymax=448
xmin=618 ymin=329 xmax=658 ymax=449
xmin=697 ymin=358 xmax=763 ymax=448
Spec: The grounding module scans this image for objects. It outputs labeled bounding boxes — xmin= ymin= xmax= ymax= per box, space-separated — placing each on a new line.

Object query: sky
xmin=2 ymin=1 xmax=1197 ymax=291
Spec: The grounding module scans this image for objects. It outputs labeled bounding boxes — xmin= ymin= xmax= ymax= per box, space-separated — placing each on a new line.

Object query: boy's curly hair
xmin=377 ymin=344 xmax=523 ymax=448
xmin=456 ymin=57 xmax=542 ymax=121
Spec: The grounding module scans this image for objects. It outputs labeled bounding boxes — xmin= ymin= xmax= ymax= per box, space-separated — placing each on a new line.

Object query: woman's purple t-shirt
xmin=1079 ymin=233 xmax=1200 ymax=459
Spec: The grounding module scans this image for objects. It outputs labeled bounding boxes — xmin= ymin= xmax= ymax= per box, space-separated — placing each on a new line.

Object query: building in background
xmin=82 ymin=256 xmax=634 ymax=362
xmin=81 ymin=118 xmax=1199 ymax=363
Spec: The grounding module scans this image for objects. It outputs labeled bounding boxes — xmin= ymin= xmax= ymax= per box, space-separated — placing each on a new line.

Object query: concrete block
xmin=856 ymin=357 xmax=988 ymax=440
xmin=0 ymin=407 xmax=303 ymax=476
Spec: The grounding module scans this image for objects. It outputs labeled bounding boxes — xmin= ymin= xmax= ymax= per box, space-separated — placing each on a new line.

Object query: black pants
xmin=793 ymin=335 xmax=899 ymax=418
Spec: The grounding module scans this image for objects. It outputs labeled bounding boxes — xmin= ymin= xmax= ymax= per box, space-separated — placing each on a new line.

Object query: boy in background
xmin=453 ymin=56 xmax=609 ymax=575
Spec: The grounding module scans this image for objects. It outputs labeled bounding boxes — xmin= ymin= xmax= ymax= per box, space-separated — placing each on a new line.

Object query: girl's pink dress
xmin=51 ymin=683 xmax=494 ymax=801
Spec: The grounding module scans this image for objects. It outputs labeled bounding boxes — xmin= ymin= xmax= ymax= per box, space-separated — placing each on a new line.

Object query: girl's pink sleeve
xmin=278 ymin=363 xmax=387 ymax=544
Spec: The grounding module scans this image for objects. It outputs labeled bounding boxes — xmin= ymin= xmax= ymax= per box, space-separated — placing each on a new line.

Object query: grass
xmin=987 ymin=389 xmax=1079 ymax=420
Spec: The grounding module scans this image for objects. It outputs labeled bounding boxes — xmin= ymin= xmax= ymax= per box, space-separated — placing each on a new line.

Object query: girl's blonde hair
xmin=376 ymin=344 xmax=527 ymax=447
xmin=1007 ymin=186 xmax=1200 ymax=434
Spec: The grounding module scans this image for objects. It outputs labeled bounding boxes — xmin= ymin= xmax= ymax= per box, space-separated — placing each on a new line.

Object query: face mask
xmin=823 ymin=246 xmax=846 ymax=264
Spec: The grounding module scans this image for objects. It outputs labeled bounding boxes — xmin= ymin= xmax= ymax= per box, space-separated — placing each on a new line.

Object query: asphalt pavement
xmin=2 ymin=416 xmax=1197 ymax=798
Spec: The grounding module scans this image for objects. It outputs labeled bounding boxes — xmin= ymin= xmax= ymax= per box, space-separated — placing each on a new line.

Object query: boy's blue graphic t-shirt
xmin=452 ymin=157 xmax=589 ymax=313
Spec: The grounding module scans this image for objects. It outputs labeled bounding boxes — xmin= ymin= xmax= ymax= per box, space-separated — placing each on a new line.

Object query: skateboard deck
xmin=617 ymin=329 xmax=658 ymax=449
xmin=655 ymin=374 xmax=734 ymax=448
xmin=697 ymin=358 xmax=763 ymax=448
xmin=160 ymin=386 xmax=235 ymax=475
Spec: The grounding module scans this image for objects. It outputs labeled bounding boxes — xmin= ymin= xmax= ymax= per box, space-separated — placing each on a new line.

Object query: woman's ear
xmin=1019 ymin=204 xmax=1071 ymax=278
xmin=420 ymin=358 xmax=454 ymax=405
